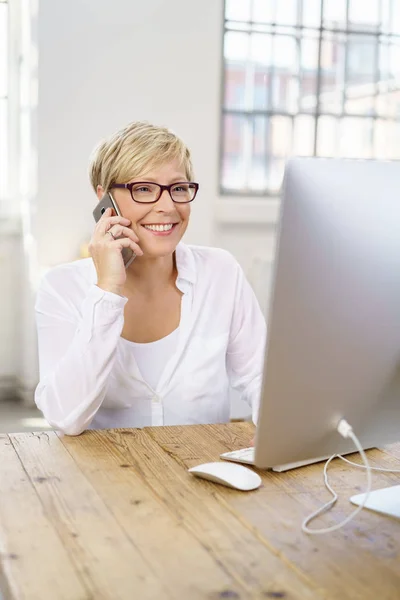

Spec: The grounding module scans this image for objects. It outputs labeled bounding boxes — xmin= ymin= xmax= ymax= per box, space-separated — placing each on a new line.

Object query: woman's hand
xmin=89 ymin=208 xmax=143 ymax=295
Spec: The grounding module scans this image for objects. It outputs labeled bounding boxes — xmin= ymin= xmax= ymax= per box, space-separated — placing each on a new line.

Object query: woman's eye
xmin=136 ymin=186 xmax=151 ymax=193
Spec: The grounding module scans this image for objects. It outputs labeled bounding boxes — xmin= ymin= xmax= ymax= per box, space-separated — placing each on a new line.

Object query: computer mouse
xmin=188 ymin=461 xmax=262 ymax=491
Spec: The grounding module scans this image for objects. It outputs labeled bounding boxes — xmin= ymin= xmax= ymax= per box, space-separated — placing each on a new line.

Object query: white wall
xmin=33 ymin=0 xmax=224 ymax=267
xmin=4 ymin=0 xmax=278 ymax=413
xmin=0 ymin=225 xmax=21 ymax=396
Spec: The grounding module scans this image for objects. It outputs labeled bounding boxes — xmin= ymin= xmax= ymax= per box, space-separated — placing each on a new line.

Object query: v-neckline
xmin=117 ymin=287 xmax=192 ymax=394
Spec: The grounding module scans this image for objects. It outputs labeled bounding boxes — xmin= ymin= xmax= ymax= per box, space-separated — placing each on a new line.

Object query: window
xmin=221 ymin=0 xmax=400 ymax=195
xmin=0 ymin=0 xmax=35 ymax=219
xmin=0 ymin=0 xmax=9 ymax=202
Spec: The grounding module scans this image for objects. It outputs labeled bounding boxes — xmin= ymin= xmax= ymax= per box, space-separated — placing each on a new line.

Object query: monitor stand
xmin=350 ymin=485 xmax=400 ymax=520
xmin=272 ymin=455 xmax=329 ymax=472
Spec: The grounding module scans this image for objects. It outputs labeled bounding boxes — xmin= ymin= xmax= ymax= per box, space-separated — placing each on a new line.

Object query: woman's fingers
xmin=105 ymin=225 xmax=139 ymax=244
xmin=110 ymin=236 xmax=143 ymax=256
xmin=95 ymin=208 xmax=131 ymax=236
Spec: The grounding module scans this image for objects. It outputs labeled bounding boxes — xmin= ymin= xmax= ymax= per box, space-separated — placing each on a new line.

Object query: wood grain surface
xmin=0 ymin=423 xmax=399 ymax=599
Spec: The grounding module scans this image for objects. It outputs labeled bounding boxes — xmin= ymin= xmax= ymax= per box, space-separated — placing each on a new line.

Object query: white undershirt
xmin=121 ymin=328 xmax=180 ymax=391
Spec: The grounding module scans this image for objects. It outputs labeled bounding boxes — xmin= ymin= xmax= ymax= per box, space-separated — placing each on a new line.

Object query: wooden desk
xmin=0 ymin=423 xmax=399 ymax=599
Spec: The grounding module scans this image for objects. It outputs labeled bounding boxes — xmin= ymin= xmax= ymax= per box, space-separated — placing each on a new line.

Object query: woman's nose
xmin=156 ymin=189 xmax=175 ymax=211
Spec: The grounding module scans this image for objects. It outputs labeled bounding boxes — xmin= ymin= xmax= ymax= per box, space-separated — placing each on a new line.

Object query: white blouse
xmin=34 ymin=243 xmax=266 ymax=435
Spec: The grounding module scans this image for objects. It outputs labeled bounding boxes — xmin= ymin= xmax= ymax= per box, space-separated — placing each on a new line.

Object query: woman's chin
xmin=137 ymin=241 xmax=179 ymax=259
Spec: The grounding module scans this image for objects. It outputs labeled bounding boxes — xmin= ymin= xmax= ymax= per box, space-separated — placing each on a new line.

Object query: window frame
xmin=220 ymin=0 xmax=400 ymax=198
xmin=1 ymin=0 xmax=21 ymax=221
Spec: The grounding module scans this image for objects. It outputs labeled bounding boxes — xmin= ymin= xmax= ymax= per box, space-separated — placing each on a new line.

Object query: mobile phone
xmin=93 ymin=192 xmax=136 ymax=268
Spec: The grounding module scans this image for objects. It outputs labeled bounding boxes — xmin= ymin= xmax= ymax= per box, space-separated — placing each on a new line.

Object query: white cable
xmin=302 ymin=419 xmax=373 ymax=535
xmin=337 ymin=455 xmax=400 ymax=473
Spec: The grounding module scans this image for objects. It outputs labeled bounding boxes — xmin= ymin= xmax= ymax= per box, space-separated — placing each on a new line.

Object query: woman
xmin=34 ymin=121 xmax=266 ymax=435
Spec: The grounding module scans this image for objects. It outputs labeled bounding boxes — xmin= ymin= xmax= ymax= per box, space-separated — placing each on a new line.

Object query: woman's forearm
xmin=35 ymin=284 xmax=127 ymax=435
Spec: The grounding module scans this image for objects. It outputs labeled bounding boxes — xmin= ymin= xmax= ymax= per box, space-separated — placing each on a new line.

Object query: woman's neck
xmin=124 ymin=253 xmax=177 ymax=296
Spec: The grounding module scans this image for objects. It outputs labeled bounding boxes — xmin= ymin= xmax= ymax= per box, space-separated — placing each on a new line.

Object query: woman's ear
xmin=96 ymin=185 xmax=105 ymax=201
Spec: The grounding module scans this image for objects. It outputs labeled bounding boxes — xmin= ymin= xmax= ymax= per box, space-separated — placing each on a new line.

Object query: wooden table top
xmin=0 ymin=422 xmax=399 ymax=600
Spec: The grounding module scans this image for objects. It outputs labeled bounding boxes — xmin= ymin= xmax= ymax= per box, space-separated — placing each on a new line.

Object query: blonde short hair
xmin=89 ymin=121 xmax=194 ymax=192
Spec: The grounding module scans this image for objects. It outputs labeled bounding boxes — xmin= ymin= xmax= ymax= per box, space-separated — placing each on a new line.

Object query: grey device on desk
xmin=93 ymin=192 xmax=136 ymax=268
xmin=222 ymin=157 xmax=400 ymax=479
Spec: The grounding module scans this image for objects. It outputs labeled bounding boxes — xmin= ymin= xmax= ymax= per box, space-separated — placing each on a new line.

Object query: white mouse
xmin=188 ymin=461 xmax=262 ymax=491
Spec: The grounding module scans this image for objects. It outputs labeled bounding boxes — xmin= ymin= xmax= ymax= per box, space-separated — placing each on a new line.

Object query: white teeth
xmin=144 ymin=224 xmax=174 ymax=232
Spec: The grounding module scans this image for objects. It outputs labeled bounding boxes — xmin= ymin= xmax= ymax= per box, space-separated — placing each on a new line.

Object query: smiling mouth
xmin=141 ymin=223 xmax=179 ymax=232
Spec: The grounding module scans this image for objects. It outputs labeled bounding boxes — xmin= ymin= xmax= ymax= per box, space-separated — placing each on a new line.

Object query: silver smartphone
xmin=92 ymin=192 xmax=136 ymax=268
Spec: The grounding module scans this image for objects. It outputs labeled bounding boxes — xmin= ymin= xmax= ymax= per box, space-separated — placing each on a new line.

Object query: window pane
xmin=224 ymin=33 xmax=274 ymax=111
xmin=302 ymin=0 xmax=322 ymax=28
xmin=224 ymin=32 xmax=250 ymax=110
xmin=253 ymin=0 xmax=299 ymax=26
xmin=299 ymin=33 xmax=319 ymax=112
xmin=320 ymin=33 xmax=346 ymax=115
xmin=222 ymin=115 xmax=251 ymax=190
xmin=374 ymin=119 xmax=400 ymax=159
xmin=381 ymin=0 xmax=391 ymax=32
xmin=0 ymin=2 xmax=8 ymax=98
xmin=270 ymin=36 xmax=299 ymax=113
xmin=379 ymin=39 xmax=390 ymax=80
xmin=250 ymin=116 xmax=269 ymax=191
xmin=252 ymin=0 xmax=275 ymax=23
xmin=349 ymin=0 xmax=380 ymax=27
xmin=224 ymin=31 xmax=249 ymax=63
xmin=388 ymin=41 xmax=400 ymax=79
xmin=339 ymin=117 xmax=374 ymax=158
xmin=253 ymin=68 xmax=270 ymax=111
xmin=225 ymin=0 xmax=252 ymax=22
xmin=345 ymin=91 xmax=376 ymax=116
xmin=268 ymin=159 xmax=286 ymax=193
xmin=0 ymin=98 xmax=7 ymax=197
xmin=347 ymin=35 xmax=377 ymax=84
xmin=379 ymin=0 xmax=400 ymax=33
xmin=317 ymin=116 xmax=340 ymax=157
xmin=224 ymin=64 xmax=246 ymax=111
xmin=251 ymin=33 xmax=273 ymax=110
xmin=293 ymin=115 xmax=315 ymax=156
xmin=250 ymin=32 xmax=273 ymax=67
xmin=377 ymin=40 xmax=400 ymax=117
xmin=275 ymin=0 xmax=299 ymax=26
xmin=376 ymin=88 xmax=400 ymax=118
xmin=374 ymin=119 xmax=388 ymax=159
xmin=270 ymin=116 xmax=293 ymax=158
xmin=323 ymin=0 xmax=347 ymax=27
xmin=392 ymin=0 xmax=400 ymax=34
xmin=268 ymin=116 xmax=293 ymax=192
xmin=345 ymin=35 xmax=378 ymax=116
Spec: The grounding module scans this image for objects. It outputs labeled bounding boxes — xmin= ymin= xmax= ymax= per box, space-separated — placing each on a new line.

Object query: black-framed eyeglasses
xmin=112 ymin=181 xmax=199 ymax=204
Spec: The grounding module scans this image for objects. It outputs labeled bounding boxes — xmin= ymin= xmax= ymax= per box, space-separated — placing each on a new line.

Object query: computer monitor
xmin=254 ymin=157 xmax=400 ymax=473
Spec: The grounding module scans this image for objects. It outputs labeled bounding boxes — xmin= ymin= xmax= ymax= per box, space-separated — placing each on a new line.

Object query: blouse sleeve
xmin=226 ymin=262 xmax=266 ymax=424
xmin=35 ymin=271 xmax=127 ymax=435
